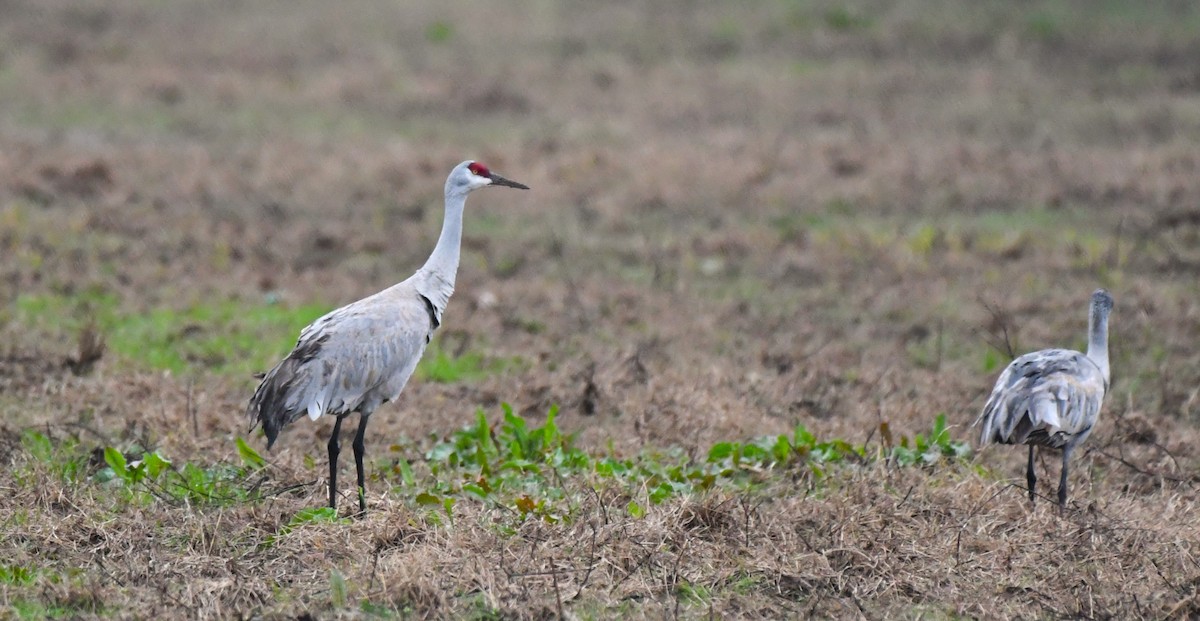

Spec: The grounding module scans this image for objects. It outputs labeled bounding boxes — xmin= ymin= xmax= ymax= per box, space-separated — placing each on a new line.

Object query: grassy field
xmin=3 ymin=0 xmax=1200 ymax=618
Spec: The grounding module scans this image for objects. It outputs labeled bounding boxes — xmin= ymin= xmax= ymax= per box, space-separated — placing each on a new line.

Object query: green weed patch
xmin=12 ymin=409 xmax=971 ymax=535
xmin=384 ymin=405 xmax=972 ymax=527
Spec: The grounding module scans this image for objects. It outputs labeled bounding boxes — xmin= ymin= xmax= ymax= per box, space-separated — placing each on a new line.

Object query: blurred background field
xmin=2 ymin=1 xmax=1200 ymax=618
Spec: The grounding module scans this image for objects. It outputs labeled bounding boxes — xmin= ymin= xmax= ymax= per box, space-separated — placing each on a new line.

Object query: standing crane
xmin=976 ymin=288 xmax=1114 ymax=509
xmin=247 ymin=160 xmax=529 ymax=514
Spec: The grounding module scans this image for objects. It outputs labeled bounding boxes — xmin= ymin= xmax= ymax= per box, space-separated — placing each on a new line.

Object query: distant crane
xmin=247 ymin=160 xmax=529 ymax=513
xmin=976 ymin=289 xmax=1114 ymax=509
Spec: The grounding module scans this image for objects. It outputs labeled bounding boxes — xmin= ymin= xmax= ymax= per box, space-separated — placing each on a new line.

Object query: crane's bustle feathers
xmin=246 ymin=290 xmax=435 ymax=446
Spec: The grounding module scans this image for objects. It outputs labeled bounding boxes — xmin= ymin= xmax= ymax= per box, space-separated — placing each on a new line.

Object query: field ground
xmin=3 ymin=0 xmax=1200 ymax=618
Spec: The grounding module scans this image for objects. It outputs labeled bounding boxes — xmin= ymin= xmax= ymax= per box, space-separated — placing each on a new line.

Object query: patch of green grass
xmin=11 ymin=291 xmax=330 ymax=376
xmin=676 ymin=582 xmax=713 ymax=606
xmin=981 ymin=347 xmax=1003 ymax=373
xmin=458 ymin=592 xmax=505 ymax=621
xmin=727 ymin=571 xmax=762 ymax=594
xmin=1025 ymin=11 xmax=1064 ymax=42
xmin=15 ymin=428 xmax=272 ymax=510
xmin=0 ymin=564 xmax=98 ymax=620
xmin=425 ymin=21 xmax=454 ymax=43
xmin=359 ymin=599 xmax=407 ymax=619
xmin=329 ymin=568 xmax=349 ymax=607
xmin=10 ymin=95 xmax=183 ymax=138
xmin=824 ymin=6 xmax=873 ymax=32
xmin=907 ymin=223 xmax=942 ymax=257
xmin=0 ymin=564 xmax=40 ymax=586
xmin=11 ymin=290 xmax=516 ymax=382
xmin=266 ymin=507 xmax=348 ymax=547
xmin=10 ymin=599 xmax=78 ymax=620
xmin=17 ymin=430 xmax=89 ymax=484
xmin=418 ymin=341 xmax=512 ymax=383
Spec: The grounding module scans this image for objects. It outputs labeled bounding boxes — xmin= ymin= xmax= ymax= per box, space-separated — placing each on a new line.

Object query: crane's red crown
xmin=468 ymin=162 xmax=491 ymax=178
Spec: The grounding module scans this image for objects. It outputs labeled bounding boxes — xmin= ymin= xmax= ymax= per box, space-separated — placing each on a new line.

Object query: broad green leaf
xmin=793 ymin=425 xmax=816 ymax=448
xmin=544 ymin=405 xmax=560 ymax=447
xmin=104 ymin=447 xmax=128 ymax=479
xmin=707 ymin=442 xmax=735 ymax=462
xmin=415 ymin=492 xmax=441 ymax=506
xmin=932 ymin=414 xmax=948 ymax=444
xmin=291 ymin=506 xmax=337 ymax=525
xmin=144 ymin=451 xmax=171 ymax=479
xmin=771 ymin=435 xmax=792 ymax=462
xmin=649 ymin=482 xmax=674 ymax=504
xmin=740 ymin=443 xmax=768 ymax=463
xmin=397 ymin=459 xmax=415 ymax=487
xmin=462 ymin=483 xmax=488 ymax=501
xmin=236 ymin=437 xmax=267 ymax=470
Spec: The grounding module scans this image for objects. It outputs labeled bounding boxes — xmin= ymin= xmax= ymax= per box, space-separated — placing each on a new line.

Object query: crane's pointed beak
xmin=489 ymin=173 xmax=529 ymax=190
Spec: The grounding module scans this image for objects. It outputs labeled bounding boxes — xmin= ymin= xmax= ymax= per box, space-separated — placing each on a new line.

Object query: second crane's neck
xmin=1086 ymin=303 xmax=1111 ymax=385
xmin=415 ymin=189 xmax=467 ymax=320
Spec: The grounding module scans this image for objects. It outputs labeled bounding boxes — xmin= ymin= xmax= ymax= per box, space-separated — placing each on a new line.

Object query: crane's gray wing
xmin=977 ymin=349 xmax=1106 ymax=448
xmin=247 ymin=292 xmax=436 ymax=447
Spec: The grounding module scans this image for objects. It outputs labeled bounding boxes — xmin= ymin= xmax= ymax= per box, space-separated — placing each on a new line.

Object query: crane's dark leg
xmin=1058 ymin=446 xmax=1073 ymax=511
xmin=328 ymin=415 xmax=345 ymax=510
xmin=352 ymin=415 xmax=370 ymax=515
xmin=1026 ymin=445 xmax=1037 ymax=505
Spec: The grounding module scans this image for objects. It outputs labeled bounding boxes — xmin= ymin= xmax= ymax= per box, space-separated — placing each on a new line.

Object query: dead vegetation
xmin=3 ymin=0 xmax=1200 ymax=618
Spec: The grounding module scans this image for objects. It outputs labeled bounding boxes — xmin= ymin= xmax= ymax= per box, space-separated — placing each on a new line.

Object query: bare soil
xmin=3 ymin=0 xmax=1200 ymax=618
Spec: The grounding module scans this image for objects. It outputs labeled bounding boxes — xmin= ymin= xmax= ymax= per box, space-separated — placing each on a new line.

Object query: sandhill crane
xmin=247 ymin=160 xmax=529 ymax=514
xmin=976 ymin=288 xmax=1114 ymax=509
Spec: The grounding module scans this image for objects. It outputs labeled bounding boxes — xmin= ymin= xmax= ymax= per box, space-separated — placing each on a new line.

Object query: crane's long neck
xmin=1086 ymin=303 xmax=1111 ymax=385
xmin=421 ymin=190 xmax=466 ymax=281
xmin=412 ymin=189 xmax=467 ymax=324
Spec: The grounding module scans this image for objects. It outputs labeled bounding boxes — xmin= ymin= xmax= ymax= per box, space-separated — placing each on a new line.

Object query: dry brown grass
xmin=4 ymin=0 xmax=1200 ymax=618
xmin=6 ymin=434 xmax=1200 ymax=619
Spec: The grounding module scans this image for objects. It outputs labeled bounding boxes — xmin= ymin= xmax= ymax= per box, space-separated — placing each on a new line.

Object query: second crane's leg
xmin=1058 ymin=446 xmax=1072 ymax=510
xmin=1026 ymin=445 xmax=1037 ymax=505
xmin=352 ymin=415 xmax=370 ymax=514
xmin=328 ymin=415 xmax=345 ymax=510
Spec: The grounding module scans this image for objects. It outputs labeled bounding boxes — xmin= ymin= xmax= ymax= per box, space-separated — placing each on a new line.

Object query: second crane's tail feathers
xmin=982 ymin=394 xmax=1064 ymax=447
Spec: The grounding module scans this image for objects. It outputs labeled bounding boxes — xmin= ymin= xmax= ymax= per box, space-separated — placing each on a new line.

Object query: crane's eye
xmin=468 ymin=162 xmax=490 ymax=177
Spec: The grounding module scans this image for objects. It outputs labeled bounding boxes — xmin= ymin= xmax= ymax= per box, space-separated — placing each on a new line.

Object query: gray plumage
xmin=976 ymin=288 xmax=1114 ymax=508
xmin=247 ymin=160 xmax=529 ymax=513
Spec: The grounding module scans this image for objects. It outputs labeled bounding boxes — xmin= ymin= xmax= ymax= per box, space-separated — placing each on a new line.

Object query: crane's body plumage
xmin=977 ymin=348 xmax=1106 ymax=451
xmin=246 ymin=160 xmax=528 ymax=513
xmin=249 ymin=279 xmax=440 ymax=448
xmin=975 ymin=289 xmax=1113 ymax=508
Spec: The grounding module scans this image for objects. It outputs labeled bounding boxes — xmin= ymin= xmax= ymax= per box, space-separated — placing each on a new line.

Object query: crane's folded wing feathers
xmin=247 ymin=292 xmax=435 ymax=447
xmin=977 ymin=349 xmax=1106 ymax=448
